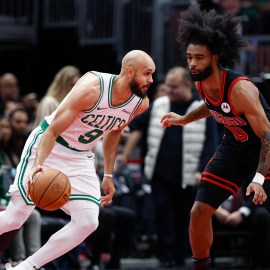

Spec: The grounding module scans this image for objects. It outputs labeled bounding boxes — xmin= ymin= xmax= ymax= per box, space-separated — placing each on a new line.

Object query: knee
xmin=190 ymin=202 xmax=214 ymax=223
xmin=75 ymin=212 xmax=99 ymax=236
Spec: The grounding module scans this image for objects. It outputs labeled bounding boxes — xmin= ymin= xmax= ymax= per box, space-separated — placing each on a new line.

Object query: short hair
xmin=177 ymin=4 xmax=247 ymax=68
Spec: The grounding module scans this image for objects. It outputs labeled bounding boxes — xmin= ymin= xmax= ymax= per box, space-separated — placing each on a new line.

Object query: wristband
xmin=104 ymin=174 xmax=113 ymax=178
xmin=252 ymin=172 xmax=264 ymax=185
xmin=239 ymin=206 xmax=251 ymax=218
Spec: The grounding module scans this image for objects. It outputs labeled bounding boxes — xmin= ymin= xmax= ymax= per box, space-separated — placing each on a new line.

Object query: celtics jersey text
xmin=43 ymin=71 xmax=143 ymax=152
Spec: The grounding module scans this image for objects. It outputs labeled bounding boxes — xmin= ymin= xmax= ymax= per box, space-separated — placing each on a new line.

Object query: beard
xmin=129 ymin=78 xmax=147 ymax=98
xmin=190 ymin=64 xmax=213 ymax=81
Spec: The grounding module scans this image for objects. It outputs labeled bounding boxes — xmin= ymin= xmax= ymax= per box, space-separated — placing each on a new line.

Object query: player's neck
xmin=111 ymin=75 xmax=133 ymax=105
xmin=202 ymin=68 xmax=223 ymax=93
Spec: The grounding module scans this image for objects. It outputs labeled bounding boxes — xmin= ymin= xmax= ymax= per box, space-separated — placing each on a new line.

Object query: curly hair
xmin=177 ymin=4 xmax=247 ymax=68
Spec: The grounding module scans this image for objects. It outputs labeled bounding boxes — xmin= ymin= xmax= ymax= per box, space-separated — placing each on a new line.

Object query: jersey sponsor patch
xmin=221 ymin=102 xmax=231 ymax=113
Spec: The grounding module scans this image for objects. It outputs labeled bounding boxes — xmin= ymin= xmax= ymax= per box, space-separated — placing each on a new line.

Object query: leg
xmin=189 ymin=201 xmax=216 ymax=259
xmin=0 ymin=192 xmax=34 ymax=235
xmin=23 ymin=209 xmax=42 ymax=257
xmin=8 ymin=229 xmax=25 ymax=262
xmin=14 ymin=200 xmax=99 ymax=270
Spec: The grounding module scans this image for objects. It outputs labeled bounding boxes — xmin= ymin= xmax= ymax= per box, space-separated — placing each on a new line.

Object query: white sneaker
xmin=5 ymin=264 xmax=13 ymax=270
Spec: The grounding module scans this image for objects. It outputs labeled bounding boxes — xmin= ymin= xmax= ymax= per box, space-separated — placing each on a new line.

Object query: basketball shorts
xmin=196 ymin=139 xmax=270 ymax=209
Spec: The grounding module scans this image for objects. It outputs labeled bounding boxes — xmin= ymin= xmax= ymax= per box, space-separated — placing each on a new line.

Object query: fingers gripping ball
xmin=28 ymin=169 xmax=71 ymax=211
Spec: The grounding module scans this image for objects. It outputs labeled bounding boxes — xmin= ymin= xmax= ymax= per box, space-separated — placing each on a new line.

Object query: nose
xmin=148 ymin=76 xmax=153 ymax=84
xmin=189 ymin=59 xmax=197 ymax=68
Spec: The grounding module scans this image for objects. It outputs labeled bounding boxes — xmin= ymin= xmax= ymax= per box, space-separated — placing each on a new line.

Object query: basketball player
xmin=161 ymin=5 xmax=270 ymax=270
xmin=0 ymin=50 xmax=155 ymax=270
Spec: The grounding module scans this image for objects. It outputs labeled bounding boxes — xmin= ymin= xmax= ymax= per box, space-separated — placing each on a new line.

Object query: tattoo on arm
xmin=186 ymin=103 xmax=211 ymax=123
xmin=257 ymin=131 xmax=270 ymax=175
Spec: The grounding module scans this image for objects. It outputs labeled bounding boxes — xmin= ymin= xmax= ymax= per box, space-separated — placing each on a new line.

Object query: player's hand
xmin=27 ymin=164 xmax=43 ymax=196
xmin=121 ymin=126 xmax=130 ymax=138
xmin=160 ymin=112 xmax=185 ymax=128
xmin=246 ymin=182 xmax=267 ymax=205
xmin=101 ymin=176 xmax=116 ymax=206
xmin=117 ymin=154 xmax=128 ymax=165
xmin=226 ymin=211 xmax=243 ymax=226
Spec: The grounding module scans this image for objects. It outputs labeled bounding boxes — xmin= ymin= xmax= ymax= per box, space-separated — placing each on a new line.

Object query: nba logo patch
xmin=221 ymin=102 xmax=230 ymax=113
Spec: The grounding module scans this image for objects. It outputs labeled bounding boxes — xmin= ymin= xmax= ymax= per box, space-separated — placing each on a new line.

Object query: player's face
xmin=129 ymin=76 xmax=146 ymax=98
xmin=187 ymin=44 xmax=215 ymax=81
xmin=129 ymin=68 xmax=154 ymax=98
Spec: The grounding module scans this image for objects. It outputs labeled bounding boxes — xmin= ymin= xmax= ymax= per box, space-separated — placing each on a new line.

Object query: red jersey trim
xmin=201 ymin=177 xmax=237 ymax=195
xmin=228 ymin=76 xmax=251 ymax=115
xmin=201 ymin=69 xmax=227 ymax=106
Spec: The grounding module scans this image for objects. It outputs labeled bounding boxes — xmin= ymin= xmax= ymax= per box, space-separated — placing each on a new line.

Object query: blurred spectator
xmin=118 ymin=66 xmax=219 ymax=268
xmin=8 ymin=108 xmax=30 ymax=160
xmin=218 ymin=0 xmax=241 ymax=13
xmin=152 ymin=82 xmax=169 ymax=100
xmin=0 ymin=117 xmax=19 ymax=168
xmin=213 ymin=189 xmax=270 ymax=268
xmin=0 ymin=73 xmax=21 ymax=117
xmin=31 ymin=65 xmax=81 ymax=130
xmin=0 ymin=73 xmax=20 ymax=103
xmin=22 ymin=93 xmax=39 ymax=130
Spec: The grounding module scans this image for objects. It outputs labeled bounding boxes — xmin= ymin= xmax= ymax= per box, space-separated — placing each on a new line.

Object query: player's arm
xmin=118 ymin=130 xmax=143 ymax=164
xmin=161 ymin=101 xmax=211 ymax=128
xmin=31 ymin=74 xmax=100 ymax=177
xmin=102 ymin=97 xmax=149 ymax=175
xmin=101 ymin=97 xmax=149 ymax=205
xmin=232 ymin=80 xmax=270 ymax=204
xmin=118 ymin=98 xmax=149 ymax=162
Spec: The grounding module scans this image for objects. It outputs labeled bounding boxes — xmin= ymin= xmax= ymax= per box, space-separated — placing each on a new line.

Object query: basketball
xmin=28 ymin=168 xmax=71 ymax=211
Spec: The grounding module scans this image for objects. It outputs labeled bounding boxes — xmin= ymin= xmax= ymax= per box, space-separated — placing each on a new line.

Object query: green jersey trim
xmin=83 ymin=71 xmax=105 ymax=113
xmin=69 ymin=194 xmax=101 ymax=206
xmin=18 ymin=129 xmax=44 ymax=205
xmin=108 ymin=75 xmax=136 ymax=108
xmin=40 ymin=120 xmax=89 ymax=152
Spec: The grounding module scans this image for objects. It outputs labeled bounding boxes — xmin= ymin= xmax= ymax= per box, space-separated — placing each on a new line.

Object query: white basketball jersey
xmin=43 ymin=71 xmax=143 ymax=152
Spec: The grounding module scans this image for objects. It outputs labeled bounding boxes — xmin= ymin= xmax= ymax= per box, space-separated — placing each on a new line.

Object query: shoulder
xmin=76 ymin=72 xmax=100 ymax=91
xmin=232 ymin=79 xmax=259 ymax=100
xmin=133 ymin=97 xmax=149 ymax=117
xmin=231 ymin=79 xmax=260 ymax=114
xmin=67 ymin=72 xmax=101 ymax=109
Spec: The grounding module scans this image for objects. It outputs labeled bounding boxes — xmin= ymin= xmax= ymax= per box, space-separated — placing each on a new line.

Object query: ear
xmin=125 ymin=67 xmax=134 ymax=78
xmin=213 ymin=54 xmax=219 ymax=64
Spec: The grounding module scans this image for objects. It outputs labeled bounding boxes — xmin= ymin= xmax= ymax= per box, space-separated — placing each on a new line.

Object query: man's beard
xmin=130 ymin=78 xmax=147 ymax=98
xmin=190 ymin=64 xmax=213 ymax=81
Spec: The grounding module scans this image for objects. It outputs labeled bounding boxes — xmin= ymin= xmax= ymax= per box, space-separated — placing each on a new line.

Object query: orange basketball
xmin=28 ymin=168 xmax=71 ymax=211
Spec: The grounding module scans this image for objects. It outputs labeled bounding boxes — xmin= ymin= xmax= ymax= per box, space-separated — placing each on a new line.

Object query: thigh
xmin=196 ymin=149 xmax=243 ymax=209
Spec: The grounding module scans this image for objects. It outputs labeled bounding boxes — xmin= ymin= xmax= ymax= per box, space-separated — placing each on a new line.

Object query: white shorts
xmin=9 ymin=126 xmax=101 ymax=207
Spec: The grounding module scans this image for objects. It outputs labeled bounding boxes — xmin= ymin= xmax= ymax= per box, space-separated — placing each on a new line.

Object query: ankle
xmin=193 ymin=257 xmax=211 ymax=270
